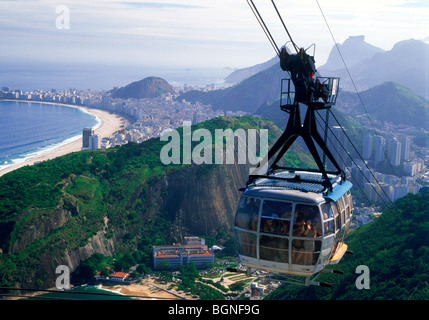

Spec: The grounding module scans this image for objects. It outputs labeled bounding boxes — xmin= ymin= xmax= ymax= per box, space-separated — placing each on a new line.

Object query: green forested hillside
xmin=1 ymin=116 xmax=315 ymax=290
xmin=338 ymin=82 xmax=429 ymax=129
xmin=267 ymin=191 xmax=429 ymax=300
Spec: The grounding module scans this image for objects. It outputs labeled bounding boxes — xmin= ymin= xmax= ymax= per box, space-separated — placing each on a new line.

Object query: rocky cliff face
xmin=146 ymin=163 xmax=250 ymax=242
xmin=5 ymin=162 xmax=251 ymax=289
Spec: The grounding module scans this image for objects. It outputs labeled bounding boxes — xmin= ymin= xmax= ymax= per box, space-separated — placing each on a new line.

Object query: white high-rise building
xmin=82 ymin=127 xmax=100 ymax=150
xmin=375 ymin=136 xmax=385 ymax=163
xmin=363 ymin=134 xmax=373 ymax=160
xmin=401 ymin=136 xmax=410 ymax=161
xmin=82 ymin=127 xmax=94 ymax=149
xmin=89 ymin=134 xmax=100 ymax=149
xmin=389 ymin=137 xmax=401 ymax=167
xmin=328 ymin=126 xmax=349 ymax=170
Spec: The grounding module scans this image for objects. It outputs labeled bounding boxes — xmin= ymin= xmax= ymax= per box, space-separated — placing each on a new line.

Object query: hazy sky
xmin=1 ymin=0 xmax=428 ymax=70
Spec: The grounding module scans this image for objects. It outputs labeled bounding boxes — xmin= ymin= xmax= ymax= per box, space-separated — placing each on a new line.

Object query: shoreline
xmin=0 ymin=99 xmax=127 ymax=177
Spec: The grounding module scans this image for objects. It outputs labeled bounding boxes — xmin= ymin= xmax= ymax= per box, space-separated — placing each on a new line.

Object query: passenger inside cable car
xmin=234 ymin=186 xmax=353 ymax=271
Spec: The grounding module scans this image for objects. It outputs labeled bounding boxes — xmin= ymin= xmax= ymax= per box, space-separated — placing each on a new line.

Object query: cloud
xmin=0 ymin=0 xmax=427 ymax=69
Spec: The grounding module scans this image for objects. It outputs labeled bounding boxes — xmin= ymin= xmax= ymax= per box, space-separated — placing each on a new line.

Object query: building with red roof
xmin=153 ymin=237 xmax=214 ymax=270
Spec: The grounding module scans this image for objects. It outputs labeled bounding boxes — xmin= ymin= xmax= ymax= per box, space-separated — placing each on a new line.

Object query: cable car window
xmin=341 ymin=195 xmax=346 ymax=223
xmin=346 ymin=190 xmax=352 ymax=208
xmin=321 ymin=203 xmax=334 ymax=235
xmin=260 ymin=235 xmax=289 ymax=263
xmin=234 ymin=229 xmax=257 ymax=258
xmin=292 ymin=239 xmax=321 ymax=265
xmin=338 ymin=196 xmax=344 ymax=213
xmin=260 ymin=200 xmax=292 ymax=235
xmin=293 ymin=204 xmax=320 ymax=236
xmin=235 ymin=196 xmax=260 ymax=231
xmin=331 ymin=202 xmax=340 ymax=231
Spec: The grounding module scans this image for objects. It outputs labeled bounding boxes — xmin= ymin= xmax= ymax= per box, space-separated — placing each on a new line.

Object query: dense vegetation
xmin=337 ymin=82 xmax=429 ymax=129
xmin=0 ymin=116 xmax=312 ymax=289
xmin=109 ymin=76 xmax=175 ymax=99
xmin=267 ymin=190 xmax=429 ymax=300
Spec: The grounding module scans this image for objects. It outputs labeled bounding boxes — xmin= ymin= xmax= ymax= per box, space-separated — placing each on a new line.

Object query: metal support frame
xmin=248 ymin=77 xmax=343 ymax=191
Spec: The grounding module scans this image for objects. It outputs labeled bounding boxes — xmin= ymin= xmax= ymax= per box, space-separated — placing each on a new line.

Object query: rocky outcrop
xmin=57 ymin=228 xmax=115 ymax=271
xmin=110 ymin=76 xmax=175 ymax=99
xmin=11 ymin=204 xmax=74 ymax=253
xmin=139 ymin=162 xmax=250 ymax=243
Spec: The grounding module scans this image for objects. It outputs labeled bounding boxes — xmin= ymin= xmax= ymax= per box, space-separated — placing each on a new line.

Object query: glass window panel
xmin=293 ymin=204 xmax=320 ymax=237
xmin=292 ymin=240 xmax=321 ymax=265
xmin=331 ymin=203 xmax=341 ymax=232
xmin=235 ymin=196 xmax=260 ymax=231
xmin=261 ymin=200 xmax=292 ymax=235
xmin=234 ymin=229 xmax=257 ymax=258
xmin=338 ymin=196 xmax=344 ymax=212
xmin=262 ymin=200 xmax=292 ymax=220
xmin=321 ymin=203 xmax=334 ymax=235
xmin=259 ymin=235 xmax=289 ymax=263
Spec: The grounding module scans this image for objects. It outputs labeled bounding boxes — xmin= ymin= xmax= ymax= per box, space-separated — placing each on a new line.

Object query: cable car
xmin=233 ymin=1 xmax=354 ymax=286
xmin=234 ymin=171 xmax=353 ymax=286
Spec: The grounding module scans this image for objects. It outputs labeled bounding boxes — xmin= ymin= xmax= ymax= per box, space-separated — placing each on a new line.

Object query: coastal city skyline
xmin=1 ymin=81 xmax=427 ymax=214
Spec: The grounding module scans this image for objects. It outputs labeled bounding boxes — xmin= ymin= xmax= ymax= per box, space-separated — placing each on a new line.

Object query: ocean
xmin=0 ymin=64 xmax=232 ymax=173
xmin=0 ymin=62 xmax=233 ymax=91
xmin=0 ymin=100 xmax=99 ymax=172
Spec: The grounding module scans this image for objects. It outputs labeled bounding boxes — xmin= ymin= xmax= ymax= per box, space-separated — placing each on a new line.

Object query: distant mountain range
xmin=321 ymin=35 xmax=385 ymax=71
xmin=178 ymin=63 xmax=283 ymax=114
xmin=220 ymin=36 xmax=428 ymax=99
xmin=319 ymin=37 xmax=429 ymax=99
xmin=177 ymin=37 xmax=428 ymax=131
xmin=224 ymin=56 xmax=278 ymax=84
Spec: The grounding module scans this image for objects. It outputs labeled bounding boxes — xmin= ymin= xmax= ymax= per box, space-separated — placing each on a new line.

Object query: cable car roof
xmin=244 ymin=171 xmax=352 ymax=204
xmin=324 ymin=180 xmax=352 ymax=202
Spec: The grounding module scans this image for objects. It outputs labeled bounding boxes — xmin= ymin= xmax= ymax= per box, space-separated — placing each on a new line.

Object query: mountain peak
xmin=343 ymin=35 xmax=366 ymax=43
xmin=110 ymin=76 xmax=174 ymax=99
xmin=322 ymin=35 xmax=384 ymax=71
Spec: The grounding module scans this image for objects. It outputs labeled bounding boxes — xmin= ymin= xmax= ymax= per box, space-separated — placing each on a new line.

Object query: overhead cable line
xmin=328 ymin=109 xmax=394 ymax=207
xmin=246 ymin=0 xmax=280 ymax=56
xmin=270 ymin=0 xmax=299 ymax=53
xmin=315 ymin=0 xmax=397 ymax=174
xmin=315 ymin=110 xmax=392 ymax=208
xmin=313 ymin=112 xmax=378 ymax=209
xmin=315 ymin=0 xmax=395 ymax=208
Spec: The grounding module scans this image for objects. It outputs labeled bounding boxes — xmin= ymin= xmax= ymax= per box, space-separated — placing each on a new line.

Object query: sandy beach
xmin=0 ymin=103 xmax=127 ymax=177
xmin=101 ymin=280 xmax=194 ymax=300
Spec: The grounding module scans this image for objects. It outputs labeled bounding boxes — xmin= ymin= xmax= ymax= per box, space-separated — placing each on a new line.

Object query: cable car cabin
xmin=234 ymin=171 xmax=353 ymax=277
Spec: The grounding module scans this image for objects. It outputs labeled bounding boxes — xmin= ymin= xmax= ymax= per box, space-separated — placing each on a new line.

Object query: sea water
xmin=0 ymin=100 xmax=99 ymax=171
